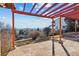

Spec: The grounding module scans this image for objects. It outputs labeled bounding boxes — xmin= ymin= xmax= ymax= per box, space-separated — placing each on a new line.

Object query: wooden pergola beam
xmin=14 ymin=10 xmax=52 ymax=18
xmin=70 ymin=13 xmax=79 ymax=19
xmin=63 ymin=14 xmax=79 ymax=20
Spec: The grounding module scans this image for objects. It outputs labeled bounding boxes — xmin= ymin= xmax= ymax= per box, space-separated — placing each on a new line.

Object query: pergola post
xmin=75 ymin=20 xmax=77 ymax=32
xmin=11 ymin=4 xmax=15 ymax=48
xmin=59 ymin=16 xmax=62 ymax=42
xmin=51 ymin=18 xmax=55 ymax=56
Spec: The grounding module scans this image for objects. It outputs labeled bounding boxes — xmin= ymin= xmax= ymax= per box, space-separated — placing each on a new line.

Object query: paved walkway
xmin=7 ymin=39 xmax=79 ymax=56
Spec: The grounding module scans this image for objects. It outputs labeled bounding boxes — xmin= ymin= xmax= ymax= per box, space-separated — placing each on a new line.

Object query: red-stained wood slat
xmin=49 ymin=4 xmax=77 ymax=17
xmin=30 ymin=3 xmax=37 ymax=13
xmin=40 ymin=3 xmax=58 ymax=15
xmin=35 ymin=3 xmax=48 ymax=14
xmin=44 ymin=3 xmax=69 ymax=16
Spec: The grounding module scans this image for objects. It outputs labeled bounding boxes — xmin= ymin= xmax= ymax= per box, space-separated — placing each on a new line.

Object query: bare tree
xmin=65 ymin=18 xmax=75 ymax=32
xmin=43 ymin=27 xmax=51 ymax=37
xmin=0 ymin=21 xmax=4 ymax=30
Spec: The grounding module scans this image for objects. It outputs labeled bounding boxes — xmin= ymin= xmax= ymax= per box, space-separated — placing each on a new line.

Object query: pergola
xmin=0 ymin=3 xmax=79 ymax=56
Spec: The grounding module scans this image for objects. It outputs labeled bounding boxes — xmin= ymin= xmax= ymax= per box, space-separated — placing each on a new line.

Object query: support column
xmin=51 ymin=18 xmax=55 ymax=56
xmin=11 ymin=4 xmax=15 ymax=48
xmin=75 ymin=20 xmax=77 ymax=32
xmin=59 ymin=16 xmax=62 ymax=42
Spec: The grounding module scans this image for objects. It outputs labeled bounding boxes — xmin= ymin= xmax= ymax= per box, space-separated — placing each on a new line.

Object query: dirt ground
xmin=7 ymin=38 xmax=79 ymax=56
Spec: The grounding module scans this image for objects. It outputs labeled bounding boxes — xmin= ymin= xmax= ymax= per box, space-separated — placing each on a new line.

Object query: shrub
xmin=27 ymin=30 xmax=40 ymax=40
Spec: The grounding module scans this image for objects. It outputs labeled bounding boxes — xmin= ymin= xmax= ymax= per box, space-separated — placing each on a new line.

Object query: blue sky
xmin=0 ymin=8 xmax=52 ymax=29
xmin=0 ymin=3 xmax=53 ymax=29
xmin=0 ymin=3 xmax=72 ymax=29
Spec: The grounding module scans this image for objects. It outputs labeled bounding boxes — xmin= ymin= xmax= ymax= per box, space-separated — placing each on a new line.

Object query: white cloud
xmin=34 ymin=3 xmax=52 ymax=12
xmin=45 ymin=3 xmax=52 ymax=7
xmin=42 ymin=18 xmax=49 ymax=20
xmin=42 ymin=11 xmax=49 ymax=15
xmin=0 ymin=16 xmax=7 ymax=26
xmin=35 ymin=3 xmax=52 ymax=9
xmin=0 ymin=16 xmax=1 ymax=19
xmin=38 ymin=3 xmax=44 ymax=7
xmin=42 ymin=18 xmax=51 ymax=20
xmin=2 ymin=16 xmax=6 ymax=19
xmin=14 ymin=16 xmax=52 ymax=29
xmin=32 ymin=3 xmax=34 ymax=5
xmin=36 ymin=8 xmax=39 ymax=11
xmin=35 ymin=3 xmax=44 ymax=9
xmin=19 ymin=6 xmax=23 ymax=10
xmin=0 ymin=16 xmax=6 ymax=20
